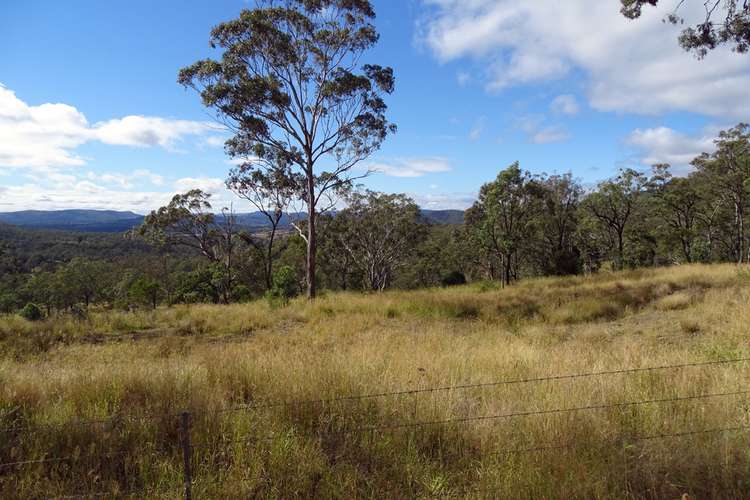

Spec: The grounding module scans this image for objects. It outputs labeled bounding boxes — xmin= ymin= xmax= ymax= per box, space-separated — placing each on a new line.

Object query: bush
xmin=441 ymin=271 xmax=467 ymax=287
xmin=19 ymin=303 xmax=44 ymax=321
xmin=266 ymin=266 xmax=300 ymax=307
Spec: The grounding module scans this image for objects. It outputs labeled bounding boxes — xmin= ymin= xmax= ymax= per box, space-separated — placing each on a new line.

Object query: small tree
xmin=583 ymin=169 xmax=647 ymax=270
xmin=19 ymin=303 xmax=43 ymax=321
xmin=134 ymin=190 xmax=238 ymax=303
xmin=536 ymin=173 xmax=582 ymax=275
xmin=692 ymin=123 xmax=750 ymax=263
xmin=129 ymin=277 xmax=163 ymax=310
xmin=56 ymin=258 xmax=110 ymax=308
xmin=467 ymin=163 xmax=542 ymax=286
xmin=227 ymin=164 xmax=295 ymax=290
xmin=179 ymin=0 xmax=396 ymax=299
xmin=265 ymin=265 xmax=300 ymax=307
xmin=651 ymin=165 xmax=702 ymax=263
xmin=334 ymin=191 xmax=424 ymax=291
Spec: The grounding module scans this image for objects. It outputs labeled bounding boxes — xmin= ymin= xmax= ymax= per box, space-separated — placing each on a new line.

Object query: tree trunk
xmin=617 ymin=229 xmax=625 ymax=271
xmin=503 ymin=253 xmax=512 ymax=287
xmin=682 ymin=238 xmax=692 ymax=263
xmin=265 ymin=229 xmax=275 ymax=290
xmin=306 ymin=176 xmax=317 ymax=299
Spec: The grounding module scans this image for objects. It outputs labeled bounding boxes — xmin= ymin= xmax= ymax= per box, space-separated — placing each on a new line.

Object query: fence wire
xmin=2 ymin=356 xmax=748 ymax=435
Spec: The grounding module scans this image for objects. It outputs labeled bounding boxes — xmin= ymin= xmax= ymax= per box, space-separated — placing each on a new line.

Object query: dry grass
xmin=1 ymin=264 xmax=750 ymax=498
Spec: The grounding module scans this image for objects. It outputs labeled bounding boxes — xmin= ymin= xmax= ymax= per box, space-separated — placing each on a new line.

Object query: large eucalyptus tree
xmin=179 ymin=0 xmax=396 ymax=298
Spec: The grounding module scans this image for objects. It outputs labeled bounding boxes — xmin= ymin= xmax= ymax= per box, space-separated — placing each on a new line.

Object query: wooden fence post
xmin=180 ymin=411 xmax=192 ymax=500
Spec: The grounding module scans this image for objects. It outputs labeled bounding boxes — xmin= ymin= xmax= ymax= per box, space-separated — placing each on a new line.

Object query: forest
xmin=1 ymin=122 xmax=748 ymax=318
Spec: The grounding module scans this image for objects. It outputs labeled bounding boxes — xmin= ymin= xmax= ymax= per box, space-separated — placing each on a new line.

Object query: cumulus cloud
xmin=550 ymin=94 xmax=580 ymax=116
xmin=370 ymin=157 xmax=452 ymax=178
xmin=0 ymin=86 xmax=89 ymax=168
xmin=625 ymin=126 xmax=719 ymax=173
xmin=0 ymin=84 xmax=217 ymax=170
xmin=419 ymin=0 xmax=750 ymax=118
xmin=94 ymin=116 xmax=217 ymax=150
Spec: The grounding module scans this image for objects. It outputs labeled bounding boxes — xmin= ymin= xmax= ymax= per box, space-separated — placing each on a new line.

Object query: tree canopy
xmin=178 ymin=0 xmax=396 ymax=298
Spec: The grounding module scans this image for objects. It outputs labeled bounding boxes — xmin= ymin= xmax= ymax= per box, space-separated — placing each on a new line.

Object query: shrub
xmin=232 ymin=285 xmax=252 ymax=303
xmin=441 ymin=271 xmax=467 ymax=287
xmin=266 ymin=266 xmax=300 ymax=307
xmin=18 ymin=303 xmax=43 ymax=321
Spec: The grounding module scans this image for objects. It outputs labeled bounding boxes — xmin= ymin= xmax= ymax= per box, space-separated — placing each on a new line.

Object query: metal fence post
xmin=180 ymin=411 xmax=192 ymax=500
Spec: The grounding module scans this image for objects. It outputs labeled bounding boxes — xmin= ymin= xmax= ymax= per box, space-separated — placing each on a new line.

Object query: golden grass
xmin=1 ymin=264 xmax=750 ymax=498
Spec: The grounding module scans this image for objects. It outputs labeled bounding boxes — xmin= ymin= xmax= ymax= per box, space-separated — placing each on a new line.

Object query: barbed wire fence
xmin=1 ymin=357 xmax=749 ymax=499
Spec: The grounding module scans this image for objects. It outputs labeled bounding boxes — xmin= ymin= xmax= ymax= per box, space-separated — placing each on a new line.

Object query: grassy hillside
xmin=1 ymin=264 xmax=750 ymax=498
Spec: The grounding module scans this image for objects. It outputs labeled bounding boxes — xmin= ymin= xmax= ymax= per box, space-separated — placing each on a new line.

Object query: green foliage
xmin=0 ymin=126 xmax=749 ymax=306
xmin=18 ymin=303 xmax=43 ymax=321
xmin=178 ymin=0 xmax=396 ymax=298
xmin=266 ymin=266 xmax=300 ymax=307
xmin=129 ymin=277 xmax=163 ymax=309
xmin=328 ymin=190 xmax=425 ymax=291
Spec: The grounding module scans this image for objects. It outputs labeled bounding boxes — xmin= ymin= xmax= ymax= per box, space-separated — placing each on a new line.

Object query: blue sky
xmin=1 ymin=0 xmax=748 ymax=212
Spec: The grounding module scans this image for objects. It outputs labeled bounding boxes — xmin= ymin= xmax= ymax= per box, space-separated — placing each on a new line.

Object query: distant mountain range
xmin=0 ymin=208 xmax=464 ymax=233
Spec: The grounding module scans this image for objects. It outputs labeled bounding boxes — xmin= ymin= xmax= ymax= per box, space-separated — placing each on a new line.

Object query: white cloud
xmin=173 ymin=177 xmax=226 ymax=193
xmin=0 ymin=183 xmax=174 ymax=213
xmin=370 ymin=157 xmax=452 ymax=178
xmin=625 ymin=126 xmax=719 ymax=173
xmin=94 ymin=116 xmax=217 ymax=150
xmin=516 ymin=114 xmax=571 ymax=144
xmin=550 ymin=94 xmax=580 ymax=116
xmin=86 ymin=169 xmax=165 ymax=189
xmin=203 ymin=135 xmax=227 ymax=147
xmin=531 ymin=125 xmax=571 ymax=144
xmin=420 ymin=1 xmax=750 ymax=118
xmin=0 ymin=85 xmax=89 ymax=168
xmin=0 ymin=84 xmax=218 ymax=170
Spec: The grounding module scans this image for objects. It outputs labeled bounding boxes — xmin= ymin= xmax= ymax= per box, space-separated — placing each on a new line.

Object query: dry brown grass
xmin=1 ymin=264 xmax=750 ymax=498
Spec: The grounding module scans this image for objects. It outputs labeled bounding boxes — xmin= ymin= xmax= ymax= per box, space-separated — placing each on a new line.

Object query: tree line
xmin=1 ymin=122 xmax=748 ymax=317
